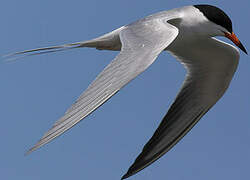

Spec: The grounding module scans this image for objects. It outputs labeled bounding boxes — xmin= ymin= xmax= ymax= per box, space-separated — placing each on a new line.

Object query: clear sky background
xmin=0 ymin=0 xmax=249 ymax=180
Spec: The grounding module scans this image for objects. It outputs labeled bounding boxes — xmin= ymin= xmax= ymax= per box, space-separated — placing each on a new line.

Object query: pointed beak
xmin=225 ymin=32 xmax=248 ymax=54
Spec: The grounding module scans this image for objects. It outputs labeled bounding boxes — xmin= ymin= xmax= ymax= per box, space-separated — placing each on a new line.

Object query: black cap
xmin=194 ymin=5 xmax=233 ymax=33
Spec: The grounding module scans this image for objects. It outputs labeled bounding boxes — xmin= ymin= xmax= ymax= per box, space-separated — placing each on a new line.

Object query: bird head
xmin=194 ymin=4 xmax=247 ymax=54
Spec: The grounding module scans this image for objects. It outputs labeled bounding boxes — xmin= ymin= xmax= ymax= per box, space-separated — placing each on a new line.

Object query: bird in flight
xmin=6 ymin=4 xmax=247 ymax=179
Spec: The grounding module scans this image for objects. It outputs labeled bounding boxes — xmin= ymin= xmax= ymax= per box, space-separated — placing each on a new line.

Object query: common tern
xmin=6 ymin=4 xmax=247 ymax=179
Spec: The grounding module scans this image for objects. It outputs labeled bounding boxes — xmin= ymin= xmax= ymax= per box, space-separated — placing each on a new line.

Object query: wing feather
xmin=27 ymin=18 xmax=179 ymax=154
xmin=122 ymin=38 xmax=240 ymax=179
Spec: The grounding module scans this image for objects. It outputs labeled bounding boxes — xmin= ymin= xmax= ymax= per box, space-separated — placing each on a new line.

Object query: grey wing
xmin=26 ymin=18 xmax=179 ymax=154
xmin=122 ymin=38 xmax=240 ymax=179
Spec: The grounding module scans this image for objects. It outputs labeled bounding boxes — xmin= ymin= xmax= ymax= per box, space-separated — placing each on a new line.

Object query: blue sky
xmin=0 ymin=0 xmax=249 ymax=180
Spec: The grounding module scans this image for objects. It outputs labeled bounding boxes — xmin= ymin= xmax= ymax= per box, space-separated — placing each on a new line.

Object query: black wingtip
xmin=121 ymin=174 xmax=129 ymax=180
xmin=121 ymin=164 xmax=139 ymax=179
xmin=121 ymin=167 xmax=136 ymax=179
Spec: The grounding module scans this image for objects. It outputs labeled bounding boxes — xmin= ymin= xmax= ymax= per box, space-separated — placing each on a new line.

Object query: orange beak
xmin=225 ymin=32 xmax=247 ymax=54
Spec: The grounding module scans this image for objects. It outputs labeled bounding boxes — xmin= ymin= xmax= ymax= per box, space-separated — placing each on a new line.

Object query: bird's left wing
xmin=27 ymin=18 xmax=179 ymax=154
xmin=122 ymin=37 xmax=240 ymax=179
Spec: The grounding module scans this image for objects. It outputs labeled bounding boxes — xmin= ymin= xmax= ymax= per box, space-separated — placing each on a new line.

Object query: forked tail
xmin=2 ymin=41 xmax=91 ymax=62
xmin=3 ymin=27 xmax=124 ymax=62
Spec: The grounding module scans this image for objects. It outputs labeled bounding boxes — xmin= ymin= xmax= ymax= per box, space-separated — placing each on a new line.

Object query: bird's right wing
xmin=26 ymin=17 xmax=179 ymax=154
xmin=122 ymin=37 xmax=240 ymax=179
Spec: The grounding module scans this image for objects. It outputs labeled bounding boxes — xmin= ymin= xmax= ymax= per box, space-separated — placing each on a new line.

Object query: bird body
xmin=6 ymin=5 xmax=247 ymax=179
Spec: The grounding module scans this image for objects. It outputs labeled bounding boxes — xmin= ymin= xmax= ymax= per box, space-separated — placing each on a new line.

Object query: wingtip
xmin=25 ymin=146 xmax=37 ymax=156
xmin=121 ymin=166 xmax=137 ymax=179
xmin=24 ymin=139 xmax=46 ymax=156
xmin=121 ymin=173 xmax=130 ymax=180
